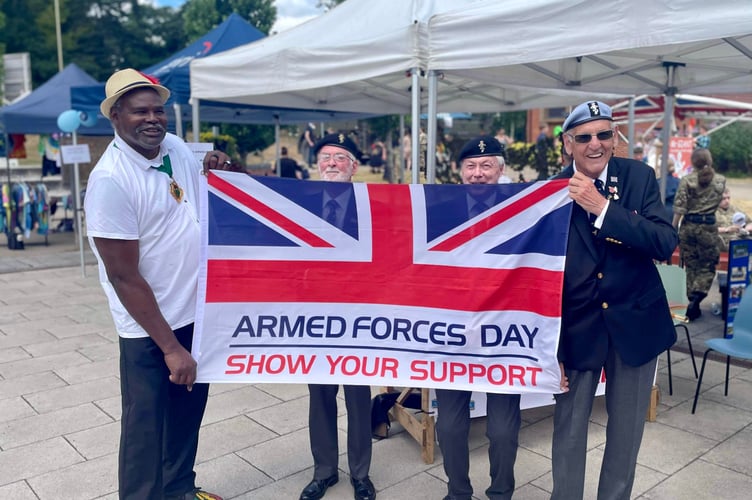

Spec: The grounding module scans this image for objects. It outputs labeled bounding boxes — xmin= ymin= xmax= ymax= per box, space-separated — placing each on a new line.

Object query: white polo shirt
xmin=85 ymin=133 xmax=202 ymax=338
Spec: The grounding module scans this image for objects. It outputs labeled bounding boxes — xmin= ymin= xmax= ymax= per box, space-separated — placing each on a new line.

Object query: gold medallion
xmin=170 ymin=179 xmax=184 ymax=203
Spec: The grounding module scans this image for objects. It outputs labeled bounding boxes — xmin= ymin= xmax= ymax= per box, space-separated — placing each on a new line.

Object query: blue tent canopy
xmin=0 ymin=63 xmax=113 ymax=135
xmin=143 ymin=13 xmax=265 ymax=105
xmin=71 ymin=14 xmax=370 ymax=128
xmin=71 ymin=14 xmax=265 ymax=120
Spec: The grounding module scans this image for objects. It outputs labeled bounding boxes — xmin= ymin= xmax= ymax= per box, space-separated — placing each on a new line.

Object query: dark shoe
xmin=300 ymin=475 xmax=339 ymax=500
xmin=687 ymin=301 xmax=702 ymax=321
xmin=687 ymin=291 xmax=707 ymax=321
xmin=167 ymin=488 xmax=223 ymax=500
xmin=351 ymin=476 xmax=376 ymax=500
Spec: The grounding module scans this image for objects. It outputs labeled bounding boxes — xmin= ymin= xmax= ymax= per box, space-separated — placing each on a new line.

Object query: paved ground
xmin=1 ymin=181 xmax=752 ymax=499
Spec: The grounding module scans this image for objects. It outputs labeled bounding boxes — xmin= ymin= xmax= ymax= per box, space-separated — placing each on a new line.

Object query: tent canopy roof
xmin=190 ymin=0 xmax=752 ymax=114
xmin=72 ymin=14 xmax=370 ymax=127
xmin=0 ymin=63 xmax=113 ymax=135
xmin=144 ymin=13 xmax=265 ymax=105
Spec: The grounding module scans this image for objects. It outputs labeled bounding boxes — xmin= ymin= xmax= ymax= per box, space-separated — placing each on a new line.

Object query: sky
xmin=152 ymin=0 xmax=323 ymax=33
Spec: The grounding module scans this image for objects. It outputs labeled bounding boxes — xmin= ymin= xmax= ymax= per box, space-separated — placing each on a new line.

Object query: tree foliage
xmin=182 ymin=0 xmax=275 ymax=40
xmin=0 ymin=0 xmax=273 ymax=84
xmin=219 ymin=123 xmax=276 ymax=161
xmin=710 ymin=122 xmax=752 ymax=176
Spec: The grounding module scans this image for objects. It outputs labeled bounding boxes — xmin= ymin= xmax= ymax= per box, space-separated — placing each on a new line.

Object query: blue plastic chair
xmin=692 ymin=287 xmax=752 ymax=413
xmin=656 ymin=264 xmax=698 ymax=395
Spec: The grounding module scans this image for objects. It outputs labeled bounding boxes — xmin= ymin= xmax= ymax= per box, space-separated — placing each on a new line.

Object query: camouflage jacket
xmin=716 ymin=204 xmax=750 ymax=251
xmin=673 ymin=172 xmax=726 ymax=216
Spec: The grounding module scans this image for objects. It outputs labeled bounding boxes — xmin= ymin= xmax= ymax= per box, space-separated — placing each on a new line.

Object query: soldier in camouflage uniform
xmin=716 ymin=188 xmax=752 ymax=252
xmin=672 ymin=148 xmax=726 ymax=320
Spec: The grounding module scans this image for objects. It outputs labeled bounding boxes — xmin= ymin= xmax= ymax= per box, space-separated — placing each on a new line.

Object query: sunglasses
xmin=568 ymin=130 xmax=615 ymax=144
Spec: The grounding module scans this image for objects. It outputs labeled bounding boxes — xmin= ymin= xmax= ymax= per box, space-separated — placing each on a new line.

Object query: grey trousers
xmin=435 ymin=389 xmax=521 ymax=500
xmin=552 ymin=348 xmax=657 ymax=500
xmin=307 ymin=384 xmax=372 ymax=480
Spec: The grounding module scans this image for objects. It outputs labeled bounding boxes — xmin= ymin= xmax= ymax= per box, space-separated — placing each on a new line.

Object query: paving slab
xmin=1 ymin=238 xmax=752 ymax=498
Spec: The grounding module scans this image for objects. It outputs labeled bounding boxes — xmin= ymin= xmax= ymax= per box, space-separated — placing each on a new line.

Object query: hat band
xmin=111 ymin=80 xmax=161 ymax=97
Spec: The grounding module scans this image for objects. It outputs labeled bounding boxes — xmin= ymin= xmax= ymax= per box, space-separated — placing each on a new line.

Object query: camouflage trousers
xmin=679 ymin=222 xmax=720 ymax=295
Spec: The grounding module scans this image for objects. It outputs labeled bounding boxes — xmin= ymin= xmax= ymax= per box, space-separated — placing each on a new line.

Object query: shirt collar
xmin=572 ymin=160 xmax=608 ymax=185
xmin=113 ymin=133 xmax=169 ymax=171
xmin=323 ymin=187 xmax=352 ymax=208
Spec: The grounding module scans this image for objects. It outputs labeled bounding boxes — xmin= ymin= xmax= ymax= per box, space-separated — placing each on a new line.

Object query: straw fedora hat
xmin=100 ymin=68 xmax=170 ymax=118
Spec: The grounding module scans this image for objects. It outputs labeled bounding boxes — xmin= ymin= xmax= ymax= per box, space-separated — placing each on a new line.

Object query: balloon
xmin=57 ymin=109 xmax=81 ymax=132
xmin=79 ymin=110 xmax=98 ymax=127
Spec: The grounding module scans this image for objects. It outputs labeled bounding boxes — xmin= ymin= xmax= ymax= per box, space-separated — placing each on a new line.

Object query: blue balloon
xmin=79 ymin=110 xmax=98 ymax=127
xmin=57 ymin=109 xmax=81 ymax=132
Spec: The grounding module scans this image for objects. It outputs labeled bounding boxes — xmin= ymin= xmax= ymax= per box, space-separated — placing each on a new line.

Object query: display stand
xmin=382 ymin=387 xmax=435 ymax=464
xmin=722 ymin=240 xmax=752 ymax=337
xmin=382 ymin=379 xmax=661 ymax=463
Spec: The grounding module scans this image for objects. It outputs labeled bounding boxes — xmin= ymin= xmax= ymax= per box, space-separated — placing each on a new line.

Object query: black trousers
xmin=118 ymin=324 xmax=209 ymax=500
xmin=435 ymin=389 xmax=521 ymax=500
xmin=307 ymin=384 xmax=372 ymax=480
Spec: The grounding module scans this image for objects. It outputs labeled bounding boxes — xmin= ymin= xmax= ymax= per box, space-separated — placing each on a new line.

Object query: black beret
xmin=562 ymin=101 xmax=613 ymax=132
xmin=312 ymin=133 xmax=361 ymax=160
xmin=457 ymin=135 xmax=504 ymax=164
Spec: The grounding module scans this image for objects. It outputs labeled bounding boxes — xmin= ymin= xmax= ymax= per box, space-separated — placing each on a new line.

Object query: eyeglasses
xmin=318 ymin=153 xmax=353 ymax=163
xmin=567 ymin=130 xmax=615 ymax=144
xmin=462 ymin=161 xmax=500 ymax=172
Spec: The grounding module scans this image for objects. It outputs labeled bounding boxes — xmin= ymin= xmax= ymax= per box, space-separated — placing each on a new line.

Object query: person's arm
xmin=93 ymin=237 xmax=197 ymax=388
xmin=597 ymin=166 xmax=679 ymax=261
xmin=672 ymin=213 xmax=683 ymax=229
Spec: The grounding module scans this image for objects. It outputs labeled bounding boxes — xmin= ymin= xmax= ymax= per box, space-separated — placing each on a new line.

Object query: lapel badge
xmin=478 ymin=140 xmax=486 ymax=153
xmin=608 ymin=185 xmax=619 ymax=201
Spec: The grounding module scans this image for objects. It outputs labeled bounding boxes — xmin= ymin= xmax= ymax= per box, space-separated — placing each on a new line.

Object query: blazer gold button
xmin=602 ymin=302 xmax=608 ymax=309
xmin=597 ymin=272 xmax=604 ymax=279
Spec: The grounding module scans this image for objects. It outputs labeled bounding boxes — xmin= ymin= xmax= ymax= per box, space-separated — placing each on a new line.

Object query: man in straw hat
xmin=84 ymin=68 xmax=223 ymax=500
xmin=551 ymin=100 xmax=677 ymax=499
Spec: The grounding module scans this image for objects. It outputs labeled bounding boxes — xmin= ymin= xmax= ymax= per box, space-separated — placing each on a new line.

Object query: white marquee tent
xmin=191 ymin=0 xmax=752 ymax=183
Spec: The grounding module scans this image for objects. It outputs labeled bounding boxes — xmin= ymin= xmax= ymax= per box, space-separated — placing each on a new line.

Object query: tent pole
xmin=174 ymin=103 xmax=183 ymax=139
xmin=191 ymin=98 xmax=200 ymax=142
xmin=4 ymin=133 xmax=10 ymax=187
xmin=399 ymin=115 xmax=405 ymax=184
xmin=426 ymin=70 xmax=438 ymax=184
xmin=704 ymin=112 xmax=752 ymax=134
xmin=660 ymin=63 xmax=679 ymax=203
xmin=72 ymin=130 xmax=86 ymax=277
xmin=274 ymin=115 xmax=281 ymax=176
xmin=676 ymin=93 xmax=752 ymax=111
xmin=411 ymin=68 xmax=421 ymax=185
xmin=627 ymin=96 xmax=636 ymax=157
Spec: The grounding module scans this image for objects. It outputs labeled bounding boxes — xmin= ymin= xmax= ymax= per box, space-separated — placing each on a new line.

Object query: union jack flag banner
xmin=193 ymin=171 xmax=572 ymax=394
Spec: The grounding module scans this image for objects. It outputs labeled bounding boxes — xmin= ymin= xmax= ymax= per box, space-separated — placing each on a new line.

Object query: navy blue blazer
xmin=554 ymin=157 xmax=678 ymax=370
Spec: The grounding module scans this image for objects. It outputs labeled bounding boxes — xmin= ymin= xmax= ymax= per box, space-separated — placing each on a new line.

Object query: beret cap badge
xmin=562 ymin=100 xmax=613 ymax=132
xmin=456 ymin=135 xmax=503 ymax=164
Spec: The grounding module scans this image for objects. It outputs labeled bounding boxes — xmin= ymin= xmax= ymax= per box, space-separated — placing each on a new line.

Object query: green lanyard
xmin=151 ymin=155 xmax=183 ymax=203
xmin=152 ymin=155 xmax=173 ymax=177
